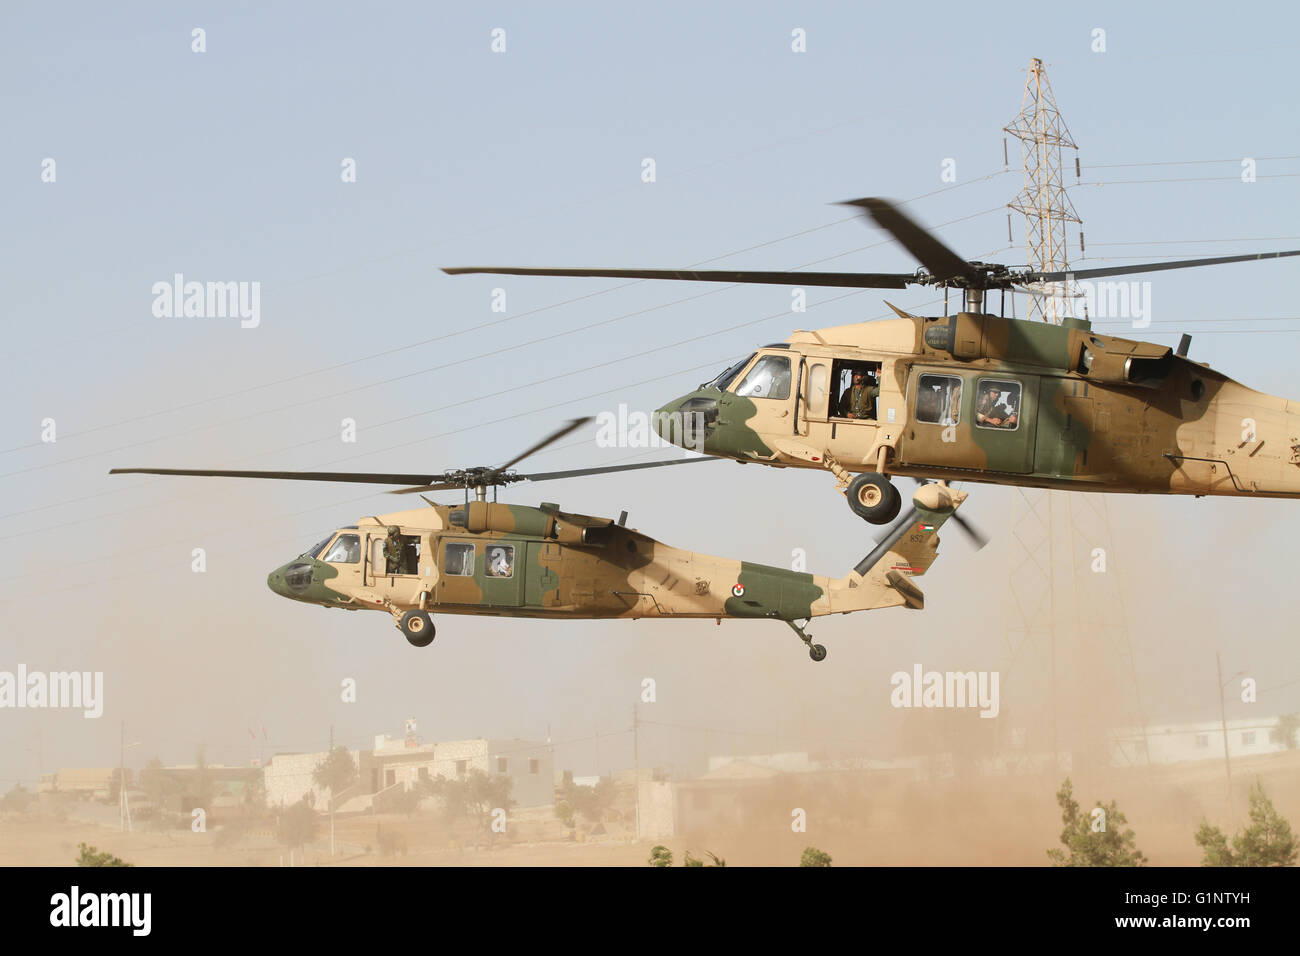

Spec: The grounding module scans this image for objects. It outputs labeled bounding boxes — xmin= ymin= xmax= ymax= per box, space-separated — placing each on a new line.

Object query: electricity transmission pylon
xmin=1003 ymin=57 xmax=1083 ymax=325
xmin=998 ymin=59 xmax=1149 ymax=774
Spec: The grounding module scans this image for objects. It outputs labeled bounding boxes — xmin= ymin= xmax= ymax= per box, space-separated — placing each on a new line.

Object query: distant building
xmin=706 ymin=752 xmax=813 ymax=774
xmin=262 ymin=733 xmax=554 ymax=811
xmin=142 ymin=764 xmax=262 ymax=818
xmin=264 ymin=750 xmax=364 ymax=808
xmin=638 ymin=752 xmax=917 ymax=840
xmin=1113 ymin=716 xmax=1298 ymax=766
xmin=38 ymin=768 xmax=128 ymax=796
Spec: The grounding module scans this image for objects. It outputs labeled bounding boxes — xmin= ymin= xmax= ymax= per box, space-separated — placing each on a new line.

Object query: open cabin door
xmin=799 ymin=357 xmax=830 ymax=430
xmin=367 ymin=529 xmax=435 ymax=607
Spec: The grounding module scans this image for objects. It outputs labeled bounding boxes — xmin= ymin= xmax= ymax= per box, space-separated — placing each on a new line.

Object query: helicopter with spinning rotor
xmin=445 ymin=198 xmax=1300 ymax=525
xmin=111 ymin=419 xmax=972 ymax=661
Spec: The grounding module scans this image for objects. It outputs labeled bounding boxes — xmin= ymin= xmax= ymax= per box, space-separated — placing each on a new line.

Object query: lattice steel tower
xmin=999 ymin=59 xmax=1149 ymax=775
xmin=1004 ymin=58 xmax=1082 ymax=324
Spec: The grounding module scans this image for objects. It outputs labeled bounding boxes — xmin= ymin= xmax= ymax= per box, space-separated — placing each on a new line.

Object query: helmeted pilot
xmin=838 ymin=368 xmax=879 ymax=420
xmin=976 ymin=385 xmax=1017 ymax=428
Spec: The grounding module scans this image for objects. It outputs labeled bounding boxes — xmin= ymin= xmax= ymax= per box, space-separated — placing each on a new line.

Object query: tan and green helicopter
xmin=445 ymin=198 xmax=1300 ymax=525
xmin=111 ymin=420 xmax=970 ymax=661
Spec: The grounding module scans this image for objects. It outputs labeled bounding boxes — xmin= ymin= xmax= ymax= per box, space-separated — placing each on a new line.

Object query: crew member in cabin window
xmin=487 ymin=546 xmax=513 ymax=578
xmin=837 ymin=368 xmax=879 ymax=420
xmin=976 ymin=384 xmax=1017 ymax=428
xmin=382 ymin=525 xmax=403 ymax=572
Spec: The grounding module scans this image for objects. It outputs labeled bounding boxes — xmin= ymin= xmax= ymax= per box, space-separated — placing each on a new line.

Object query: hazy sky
xmin=2 ymin=1 xmax=1298 ymax=785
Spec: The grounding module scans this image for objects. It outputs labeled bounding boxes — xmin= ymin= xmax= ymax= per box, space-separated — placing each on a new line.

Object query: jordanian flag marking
xmin=917 ymin=522 xmax=935 ymax=532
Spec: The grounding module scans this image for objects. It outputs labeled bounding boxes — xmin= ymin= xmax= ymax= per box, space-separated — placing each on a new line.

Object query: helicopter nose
xmin=267 ymin=560 xmax=315 ymax=599
xmin=267 ymin=565 xmax=289 ymax=598
xmin=655 ymin=393 xmax=718 ymax=453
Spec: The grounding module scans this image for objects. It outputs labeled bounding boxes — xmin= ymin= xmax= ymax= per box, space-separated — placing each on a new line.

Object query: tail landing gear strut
xmin=786 ymin=619 xmax=827 ymax=662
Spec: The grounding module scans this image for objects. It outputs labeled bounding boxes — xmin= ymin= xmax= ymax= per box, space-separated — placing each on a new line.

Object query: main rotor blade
xmin=494 ymin=417 xmax=593 ymax=472
xmin=840 ymin=198 xmax=980 ymax=284
xmin=522 ymin=456 xmax=723 ymax=482
xmin=385 ymin=455 xmax=725 ymax=494
xmin=110 ymin=467 xmax=441 ymax=485
xmin=1029 ymin=249 xmax=1300 ymax=283
xmin=442 ymin=266 xmax=914 ymax=290
xmin=386 ymin=481 xmax=465 ymax=495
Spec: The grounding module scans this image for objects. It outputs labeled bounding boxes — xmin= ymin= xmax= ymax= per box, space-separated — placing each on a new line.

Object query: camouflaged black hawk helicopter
xmin=445 ymin=199 xmax=1300 ymax=525
xmin=111 ymin=419 xmax=972 ymax=661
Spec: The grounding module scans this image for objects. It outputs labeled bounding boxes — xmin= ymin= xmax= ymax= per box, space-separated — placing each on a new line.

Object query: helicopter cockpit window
xmin=733 ymin=354 xmax=792 ymax=400
xmin=974 ymin=379 xmax=1022 ymax=430
xmin=486 ymin=545 xmax=515 ymax=578
xmin=705 ymin=353 xmax=756 ymax=392
xmin=916 ymin=374 xmax=962 ymax=425
xmin=444 ymin=542 xmax=475 ymax=577
xmin=304 ymin=534 xmax=335 ymax=559
xmin=321 ymin=533 xmax=361 ymax=564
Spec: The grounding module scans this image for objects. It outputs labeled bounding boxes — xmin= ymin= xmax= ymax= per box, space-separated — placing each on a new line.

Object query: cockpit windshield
xmin=702 ymin=353 xmax=756 ymax=392
xmin=302 ymin=534 xmax=335 ymax=559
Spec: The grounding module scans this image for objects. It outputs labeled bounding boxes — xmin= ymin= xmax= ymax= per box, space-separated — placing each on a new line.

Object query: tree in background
xmin=556 ymin=778 xmax=617 ymax=826
xmin=276 ymin=798 xmax=316 ymax=851
xmin=138 ymin=757 xmax=173 ymax=813
xmin=374 ymin=784 xmax=422 ymax=816
xmin=313 ymin=746 xmax=358 ymax=853
xmin=1275 ymin=714 xmax=1300 ymax=751
xmin=1 ymin=784 xmax=35 ymax=813
xmin=1195 ymin=779 xmax=1296 ymax=867
xmin=554 ymin=796 xmax=576 ymax=828
xmin=683 ymin=850 xmax=726 ymax=867
xmin=312 ymin=746 xmax=358 ymax=800
xmin=650 ymin=847 xmax=724 ymax=867
xmin=1046 ymin=778 xmax=1147 ymax=866
xmin=800 ymin=846 xmax=833 ymax=867
xmin=241 ymin=774 xmax=267 ymax=816
xmin=193 ymin=745 xmax=215 ymax=812
xmin=76 ymin=843 xmax=131 ymax=867
xmin=422 ymin=769 xmax=514 ymax=833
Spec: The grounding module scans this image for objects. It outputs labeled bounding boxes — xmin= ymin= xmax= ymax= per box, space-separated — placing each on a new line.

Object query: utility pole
xmin=119 ymin=719 xmax=125 ymax=831
xmin=632 ymin=704 xmax=641 ymax=841
xmin=1217 ymin=652 xmax=1234 ymax=819
xmin=329 ymin=725 xmax=335 ymax=857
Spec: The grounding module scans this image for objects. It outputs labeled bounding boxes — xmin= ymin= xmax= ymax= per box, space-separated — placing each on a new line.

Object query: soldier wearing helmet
xmin=383 ymin=525 xmax=404 ymax=573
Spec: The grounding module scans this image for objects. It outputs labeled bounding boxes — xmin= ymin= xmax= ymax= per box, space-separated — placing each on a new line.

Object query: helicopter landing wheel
xmin=399 ymin=610 xmax=435 ymax=647
xmin=785 ymin=619 xmax=826 ymax=662
xmin=846 ymin=472 xmax=901 ymax=524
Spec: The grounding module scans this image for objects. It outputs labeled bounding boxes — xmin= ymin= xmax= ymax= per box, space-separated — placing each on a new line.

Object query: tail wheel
xmin=399 ymin=610 xmax=436 ymax=647
xmin=846 ymin=473 xmax=901 ymax=524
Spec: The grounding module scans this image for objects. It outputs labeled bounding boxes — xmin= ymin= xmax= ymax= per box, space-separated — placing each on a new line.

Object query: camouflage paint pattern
xmin=265 ymin=488 xmax=966 ymax=624
xmin=654 ymin=312 xmax=1300 ymax=500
